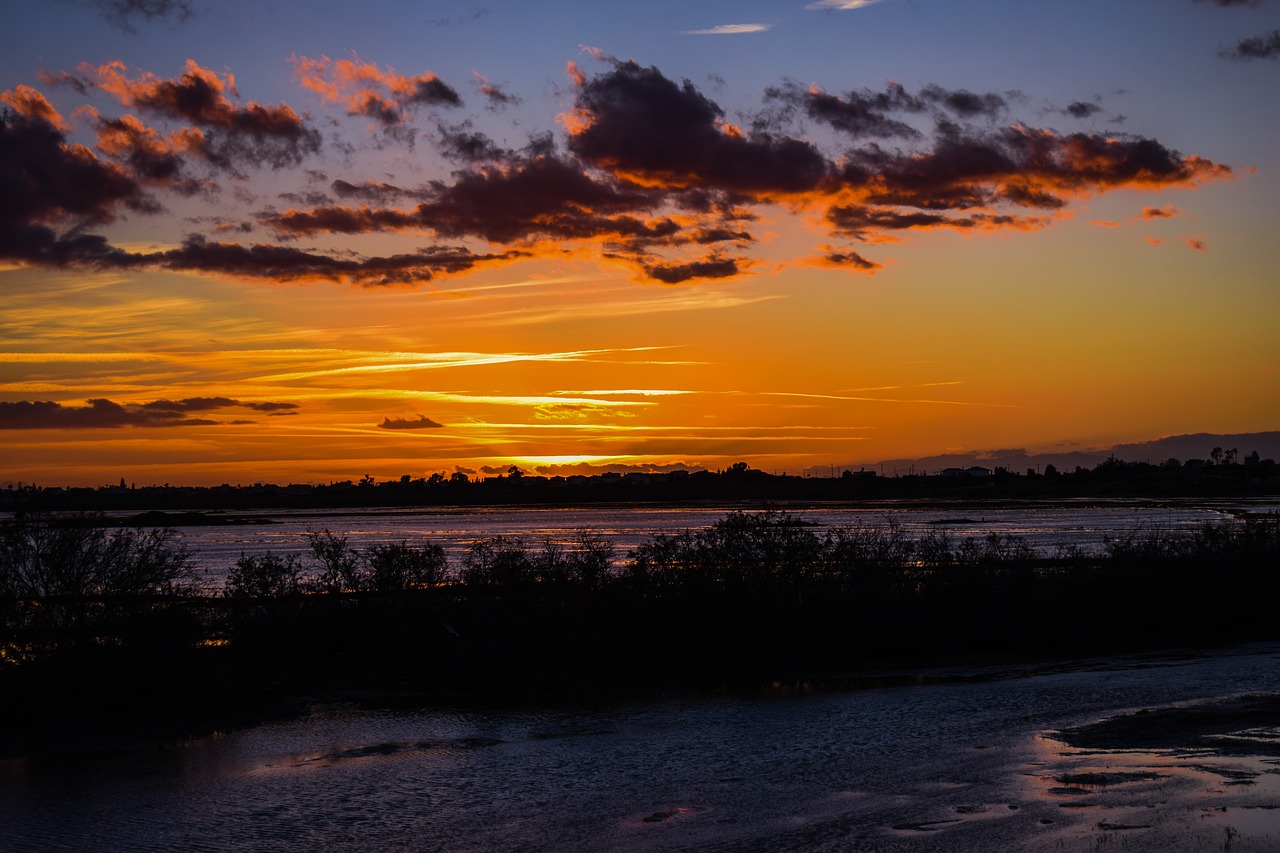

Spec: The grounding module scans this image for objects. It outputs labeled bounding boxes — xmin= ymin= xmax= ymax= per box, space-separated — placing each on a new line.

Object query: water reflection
xmin=145 ymin=498 xmax=1280 ymax=587
xmin=4 ymin=644 xmax=1280 ymax=851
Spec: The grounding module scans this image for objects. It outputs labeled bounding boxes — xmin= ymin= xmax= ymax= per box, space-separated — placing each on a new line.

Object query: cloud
xmin=0 ymin=108 xmax=153 ymax=253
xmin=1194 ymin=0 xmax=1268 ymax=7
xmin=806 ymin=0 xmax=888 ymax=9
xmin=640 ymin=255 xmax=742 ymax=284
xmin=1064 ymin=101 xmax=1103 ymax=119
xmin=0 ymin=396 xmax=294 ymax=429
xmin=154 ymin=236 xmax=521 ymax=286
xmin=472 ymin=72 xmax=522 ymax=108
xmin=330 ymin=178 xmax=416 ymax=203
xmin=680 ymin=23 xmax=771 ymax=35
xmin=425 ymin=7 xmax=489 ymax=27
xmin=1224 ymin=29 xmax=1280 ymax=59
xmin=565 ymin=59 xmax=830 ymax=195
xmin=292 ymin=53 xmax=462 ymax=132
xmin=1183 ymin=235 xmax=1208 ymax=251
xmin=67 ymin=60 xmax=321 ymax=170
xmin=90 ymin=112 xmax=207 ymax=194
xmin=1139 ymin=204 xmax=1180 ymax=219
xmin=809 ymin=247 xmax=882 ymax=272
xmin=3 ymin=55 xmax=1234 ymax=287
xmin=378 ymin=414 xmax=445 ymax=430
xmin=65 ymin=0 xmax=194 ymax=33
xmin=1 ymin=85 xmax=69 ymax=129
xmin=919 ymin=84 xmax=1008 ymax=119
xmin=766 ymin=81 xmax=923 ymax=139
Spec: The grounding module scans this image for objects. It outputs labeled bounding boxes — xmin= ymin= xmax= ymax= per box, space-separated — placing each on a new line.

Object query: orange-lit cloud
xmin=292 ymin=53 xmax=461 ymax=129
xmin=1182 ymin=235 xmax=1209 ymax=251
xmin=64 ymin=59 xmax=320 ymax=169
xmin=1 ymin=84 xmax=68 ymax=129
xmin=1139 ymin=204 xmax=1180 ymax=219
xmin=3 ymin=54 xmax=1232 ymax=287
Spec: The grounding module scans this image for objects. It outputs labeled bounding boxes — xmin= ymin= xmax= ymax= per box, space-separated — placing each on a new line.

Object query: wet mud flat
xmin=4 ymin=646 xmax=1280 ymax=853
xmin=1018 ymin=693 xmax=1280 ymax=852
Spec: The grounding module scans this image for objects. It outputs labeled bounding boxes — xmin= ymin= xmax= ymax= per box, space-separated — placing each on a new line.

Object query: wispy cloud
xmin=1222 ymin=29 xmax=1280 ymax=59
xmin=805 ymin=0 xmax=888 ymax=9
xmin=680 ymin=23 xmax=771 ymax=35
xmin=245 ymin=346 xmax=675 ymax=383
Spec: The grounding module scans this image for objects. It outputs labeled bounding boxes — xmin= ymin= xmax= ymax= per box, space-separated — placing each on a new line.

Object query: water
xmin=101 ymin=497 xmax=1280 ymax=589
xmin=4 ymin=642 xmax=1280 ymax=851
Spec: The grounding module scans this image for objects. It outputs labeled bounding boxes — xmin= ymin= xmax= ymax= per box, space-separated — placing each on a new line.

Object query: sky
xmin=1 ymin=0 xmax=1278 ymax=486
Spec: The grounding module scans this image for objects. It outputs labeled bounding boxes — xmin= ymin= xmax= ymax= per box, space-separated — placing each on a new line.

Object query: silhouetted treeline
xmin=3 ymin=452 xmax=1278 ymax=514
xmin=2 ymin=510 xmax=1279 ymax=728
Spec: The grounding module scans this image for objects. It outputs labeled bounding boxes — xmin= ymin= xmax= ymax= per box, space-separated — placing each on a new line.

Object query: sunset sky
xmin=2 ymin=0 xmax=1277 ymax=486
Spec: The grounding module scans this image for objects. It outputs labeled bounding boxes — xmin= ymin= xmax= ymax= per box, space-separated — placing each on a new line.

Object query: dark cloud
xmin=90 ymin=113 xmax=206 ymax=195
xmin=140 ymin=396 xmax=237 ymax=412
xmin=640 ymin=255 xmax=741 ymax=284
xmin=815 ymin=248 xmax=881 ymax=271
xmin=138 ymin=397 xmax=301 ymax=413
xmin=1064 ymin=101 xmax=1103 ymax=119
xmin=76 ymin=60 xmax=321 ymax=170
xmin=246 ymin=401 xmax=300 ymax=412
xmin=919 ymin=84 xmax=1007 ymax=119
xmin=0 ymin=398 xmax=230 ymax=429
xmin=331 ymin=179 xmax=414 ymax=203
xmin=827 ymin=204 xmax=1042 ymax=238
xmin=765 ymin=81 xmax=922 ymax=139
xmin=1224 ymin=29 xmax=1280 ymax=58
xmin=292 ymin=54 xmax=462 ymax=135
xmin=66 ymin=0 xmax=194 ymax=33
xmin=844 ymin=124 xmax=1228 ymax=217
xmin=156 ymin=235 xmax=516 ymax=286
xmin=408 ymin=77 xmax=462 ymax=107
xmin=567 ymin=60 xmax=830 ymax=195
xmin=266 ymin=153 xmax=671 ymax=246
xmin=378 ymin=415 xmax=445 ymax=430
xmin=435 ymin=123 xmax=512 ymax=162
xmin=1194 ymin=0 xmax=1268 ymax=7
xmin=4 ymin=56 xmax=1234 ymax=287
xmin=473 ymin=74 xmax=522 ymax=108
xmin=425 ymin=6 xmax=489 ymax=27
xmin=0 ymin=109 xmax=152 ymax=235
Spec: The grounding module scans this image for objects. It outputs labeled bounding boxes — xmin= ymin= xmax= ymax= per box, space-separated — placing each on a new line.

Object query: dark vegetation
xmin=2 ymin=508 xmax=1279 ymax=737
xmin=3 ymin=450 xmax=1278 ymax=513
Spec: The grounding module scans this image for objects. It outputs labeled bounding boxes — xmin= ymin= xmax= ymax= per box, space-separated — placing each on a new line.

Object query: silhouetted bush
xmin=6 ymin=510 xmax=1279 ymax=707
xmin=0 ymin=515 xmax=196 ymax=659
xmin=224 ymin=552 xmax=303 ymax=599
xmin=367 ymin=540 xmax=448 ymax=592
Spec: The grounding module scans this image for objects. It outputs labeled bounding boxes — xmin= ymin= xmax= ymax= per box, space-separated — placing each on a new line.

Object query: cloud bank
xmin=0 ymin=397 xmax=299 ymax=429
xmin=1 ymin=54 xmax=1232 ymax=286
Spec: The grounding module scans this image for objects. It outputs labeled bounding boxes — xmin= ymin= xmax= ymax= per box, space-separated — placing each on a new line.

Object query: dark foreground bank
xmin=2 ymin=510 xmax=1279 ymax=745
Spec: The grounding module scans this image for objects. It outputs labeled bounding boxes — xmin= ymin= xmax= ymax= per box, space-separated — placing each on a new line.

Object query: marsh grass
xmin=2 ymin=511 xmax=1278 ymax=711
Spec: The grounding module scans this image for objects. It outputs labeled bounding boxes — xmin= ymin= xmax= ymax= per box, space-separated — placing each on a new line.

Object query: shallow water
xmin=4 ymin=643 xmax=1280 ymax=851
xmin=106 ymin=497 xmax=1280 ymax=588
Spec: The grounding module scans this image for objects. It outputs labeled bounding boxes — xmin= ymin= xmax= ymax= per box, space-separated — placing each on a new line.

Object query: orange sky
xmin=2 ymin=1 xmax=1277 ymax=485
